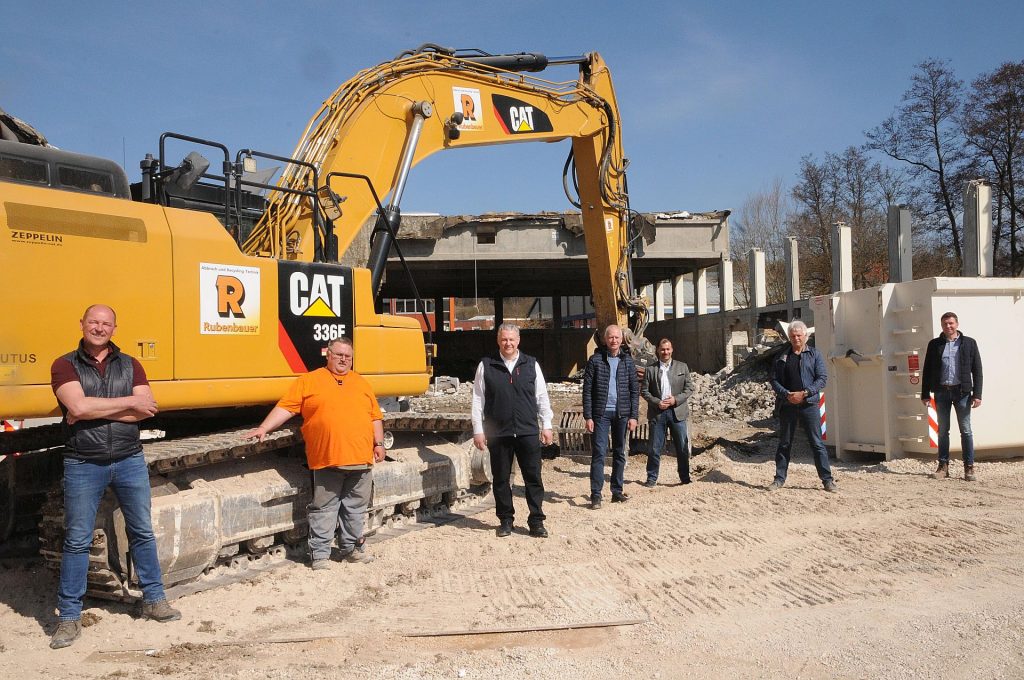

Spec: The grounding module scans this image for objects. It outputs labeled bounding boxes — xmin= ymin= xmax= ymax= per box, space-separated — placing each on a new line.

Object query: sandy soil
xmin=2 ymin=418 xmax=1023 ymax=679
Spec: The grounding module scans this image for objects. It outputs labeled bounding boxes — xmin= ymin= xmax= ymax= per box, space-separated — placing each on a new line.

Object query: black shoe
xmin=496 ymin=519 xmax=513 ymax=537
xmin=590 ymin=495 xmax=602 ymax=509
xmin=680 ymin=478 xmax=692 ymax=485
xmin=611 ymin=492 xmax=630 ymax=503
xmin=529 ymin=524 xmax=549 ymax=538
xmin=642 ymin=480 xmax=657 ymax=488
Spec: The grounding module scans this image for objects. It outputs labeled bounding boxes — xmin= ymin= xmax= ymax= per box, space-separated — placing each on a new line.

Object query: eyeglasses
xmin=327 ymin=351 xmax=353 ymax=360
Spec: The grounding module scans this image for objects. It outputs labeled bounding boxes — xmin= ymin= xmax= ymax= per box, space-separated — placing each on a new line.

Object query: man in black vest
xmin=48 ymin=304 xmax=180 ymax=650
xmin=471 ymin=323 xmax=553 ymax=538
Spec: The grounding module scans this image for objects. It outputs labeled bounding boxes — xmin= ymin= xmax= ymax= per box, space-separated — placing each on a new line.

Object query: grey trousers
xmin=307 ymin=467 xmax=372 ymax=561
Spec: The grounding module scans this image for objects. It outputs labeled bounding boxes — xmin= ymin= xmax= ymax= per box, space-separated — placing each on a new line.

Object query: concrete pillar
xmin=719 ymin=256 xmax=734 ymax=312
xmin=552 ymin=292 xmax=563 ymax=329
xmin=887 ymin=205 xmax=913 ymax=283
xmin=831 ymin=222 xmax=853 ymax=293
xmin=434 ymin=296 xmax=445 ymax=332
xmin=748 ymin=248 xmax=767 ymax=308
xmin=963 ymin=180 xmax=993 ymax=277
xmin=494 ymin=296 xmax=504 ymax=327
xmin=785 ymin=237 xmax=800 ymax=304
xmin=653 ymin=281 xmax=668 ymax=321
xmin=672 ymin=275 xmax=686 ymax=319
xmin=694 ymin=268 xmax=708 ymax=315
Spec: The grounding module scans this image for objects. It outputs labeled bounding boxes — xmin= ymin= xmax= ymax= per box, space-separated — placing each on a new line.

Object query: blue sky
xmin=4 ymin=1 xmax=1022 ymax=215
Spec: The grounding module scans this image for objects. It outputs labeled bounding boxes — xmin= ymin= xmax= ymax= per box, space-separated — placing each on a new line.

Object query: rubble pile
xmin=411 ymin=363 xmax=777 ymax=425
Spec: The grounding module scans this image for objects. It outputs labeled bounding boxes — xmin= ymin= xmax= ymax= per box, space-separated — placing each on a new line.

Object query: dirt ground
xmin=2 ymin=418 xmax=1023 ymax=679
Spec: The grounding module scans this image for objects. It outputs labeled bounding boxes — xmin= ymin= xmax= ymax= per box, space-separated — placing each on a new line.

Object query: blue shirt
xmin=941 ymin=335 xmax=961 ymax=385
xmin=605 ymin=355 xmax=620 ymax=412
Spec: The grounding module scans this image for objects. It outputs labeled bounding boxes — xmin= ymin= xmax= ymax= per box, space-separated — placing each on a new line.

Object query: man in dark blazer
xmin=641 ymin=338 xmax=696 ymax=486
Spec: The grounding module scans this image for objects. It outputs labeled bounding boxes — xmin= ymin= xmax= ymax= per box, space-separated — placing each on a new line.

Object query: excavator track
xmin=33 ymin=412 xmax=491 ymax=603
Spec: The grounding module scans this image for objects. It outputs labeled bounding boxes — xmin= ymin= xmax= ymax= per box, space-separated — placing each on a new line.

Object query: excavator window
xmin=56 ymin=165 xmax=115 ymax=195
xmin=0 ymin=154 xmax=48 ymax=186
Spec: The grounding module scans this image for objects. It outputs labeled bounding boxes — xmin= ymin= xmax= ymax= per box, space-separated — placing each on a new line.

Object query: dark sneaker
xmin=310 ymin=559 xmax=331 ymax=571
xmin=496 ymin=519 xmax=513 ymax=538
xmin=767 ymin=480 xmax=783 ymax=492
xmin=141 ymin=600 xmax=181 ymax=622
xmin=528 ymin=524 xmax=549 ymax=538
xmin=823 ymin=480 xmax=838 ymax=493
xmin=964 ymin=465 xmax=976 ymax=482
xmin=49 ymin=620 xmax=81 ymax=649
xmin=590 ymin=495 xmax=602 ymax=510
xmin=641 ymin=480 xmax=657 ymax=488
xmin=611 ymin=492 xmax=630 ymax=503
xmin=931 ymin=462 xmax=949 ymax=479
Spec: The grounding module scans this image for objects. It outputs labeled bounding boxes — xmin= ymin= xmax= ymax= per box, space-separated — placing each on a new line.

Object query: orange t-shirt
xmin=276 ymin=367 xmax=382 ymax=470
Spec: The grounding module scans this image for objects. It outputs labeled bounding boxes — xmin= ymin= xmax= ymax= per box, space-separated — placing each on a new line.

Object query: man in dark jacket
xmin=48 ymin=304 xmax=180 ymax=650
xmin=583 ymin=324 xmax=639 ymax=508
xmin=768 ymin=320 xmax=835 ymax=492
xmin=920 ymin=311 xmax=983 ymax=481
xmin=471 ymin=323 xmax=553 ymax=538
xmin=641 ymin=338 xmax=695 ymax=486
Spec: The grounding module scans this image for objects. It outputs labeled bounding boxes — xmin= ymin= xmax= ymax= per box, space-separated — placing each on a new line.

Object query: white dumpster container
xmin=810 ymin=277 xmax=1024 ymax=460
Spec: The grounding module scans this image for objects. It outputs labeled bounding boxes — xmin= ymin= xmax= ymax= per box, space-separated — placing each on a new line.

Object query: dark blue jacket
xmin=583 ymin=348 xmax=639 ymax=420
xmin=770 ymin=344 xmax=827 ymax=409
xmin=921 ymin=332 xmax=982 ymax=400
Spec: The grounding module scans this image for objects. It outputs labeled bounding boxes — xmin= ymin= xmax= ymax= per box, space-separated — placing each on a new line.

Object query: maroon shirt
xmin=51 ymin=351 xmax=149 ymax=393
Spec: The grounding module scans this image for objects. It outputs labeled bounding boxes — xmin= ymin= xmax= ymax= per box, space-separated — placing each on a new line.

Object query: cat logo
xmin=289 ymin=271 xmax=346 ymax=317
xmin=492 ymin=94 xmax=553 ymax=135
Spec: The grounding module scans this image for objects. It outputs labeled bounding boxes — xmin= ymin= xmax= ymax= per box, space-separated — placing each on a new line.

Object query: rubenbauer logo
xmin=199 ymin=262 xmax=261 ymax=335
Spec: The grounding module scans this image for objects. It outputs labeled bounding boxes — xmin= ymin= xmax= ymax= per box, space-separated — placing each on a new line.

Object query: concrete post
xmin=695 ymin=268 xmax=708 ymax=315
xmin=748 ymin=248 xmax=767 ymax=308
xmin=785 ymin=237 xmax=800 ymax=305
xmin=831 ymin=222 xmax=853 ymax=293
xmin=887 ymin=205 xmax=913 ymax=283
xmin=654 ymin=281 xmax=667 ymax=321
xmin=494 ymin=296 xmax=504 ymax=327
xmin=672 ymin=275 xmax=686 ymax=319
xmin=963 ymin=180 xmax=993 ymax=277
xmin=719 ymin=256 xmax=734 ymax=311
xmin=433 ymin=296 xmax=445 ymax=332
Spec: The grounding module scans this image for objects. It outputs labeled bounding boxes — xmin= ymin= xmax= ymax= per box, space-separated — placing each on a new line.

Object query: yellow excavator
xmin=0 ymin=45 xmax=644 ymax=599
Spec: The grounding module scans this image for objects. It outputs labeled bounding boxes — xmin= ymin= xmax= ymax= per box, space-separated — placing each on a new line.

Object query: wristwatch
xmin=374 ymin=441 xmax=385 ymax=447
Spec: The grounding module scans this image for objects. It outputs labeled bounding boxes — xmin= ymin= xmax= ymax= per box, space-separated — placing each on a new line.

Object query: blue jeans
xmin=774 ymin=403 xmax=832 ymax=485
xmin=934 ymin=386 xmax=975 ymax=465
xmin=58 ymin=452 xmax=166 ymax=620
xmin=647 ymin=409 xmax=690 ymax=483
xmin=591 ymin=411 xmax=628 ymax=497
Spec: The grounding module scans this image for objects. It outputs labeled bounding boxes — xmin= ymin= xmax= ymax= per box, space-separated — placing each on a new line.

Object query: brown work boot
xmin=931 ymin=462 xmax=949 ymax=479
xmin=964 ymin=464 xmax=976 ymax=482
xmin=49 ymin=620 xmax=81 ymax=649
xmin=141 ymin=599 xmax=182 ymax=622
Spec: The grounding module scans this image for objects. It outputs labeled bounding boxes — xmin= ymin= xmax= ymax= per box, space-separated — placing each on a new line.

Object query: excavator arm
xmin=242 ymin=46 xmax=646 ymax=334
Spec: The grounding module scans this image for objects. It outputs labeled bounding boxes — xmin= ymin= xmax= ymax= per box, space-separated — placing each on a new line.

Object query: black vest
xmin=482 ymin=352 xmax=540 ymax=438
xmin=61 ymin=340 xmax=143 ymax=460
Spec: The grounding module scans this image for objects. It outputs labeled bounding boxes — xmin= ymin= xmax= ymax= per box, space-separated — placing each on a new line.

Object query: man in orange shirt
xmin=246 ymin=337 xmax=385 ymax=569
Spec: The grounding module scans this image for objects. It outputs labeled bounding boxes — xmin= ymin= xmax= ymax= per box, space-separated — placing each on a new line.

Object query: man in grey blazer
xmin=641 ymin=338 xmax=696 ymax=486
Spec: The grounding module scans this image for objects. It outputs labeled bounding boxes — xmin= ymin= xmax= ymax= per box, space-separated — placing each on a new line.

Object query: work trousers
xmin=487 ymin=434 xmax=546 ymax=528
xmin=307 ymin=467 xmax=372 ymax=561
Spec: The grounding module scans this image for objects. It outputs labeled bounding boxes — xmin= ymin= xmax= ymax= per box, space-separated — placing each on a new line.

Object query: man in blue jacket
xmin=768 ymin=320 xmax=836 ymax=492
xmin=920 ymin=312 xmax=982 ymax=481
xmin=583 ymin=324 xmax=639 ymax=508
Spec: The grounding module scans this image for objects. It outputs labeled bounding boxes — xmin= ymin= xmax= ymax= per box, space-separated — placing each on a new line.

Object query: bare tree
xmin=730 ymin=178 xmax=791 ymax=305
xmin=962 ymin=61 xmax=1024 ymax=276
xmin=866 ymin=59 xmax=969 ymax=268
